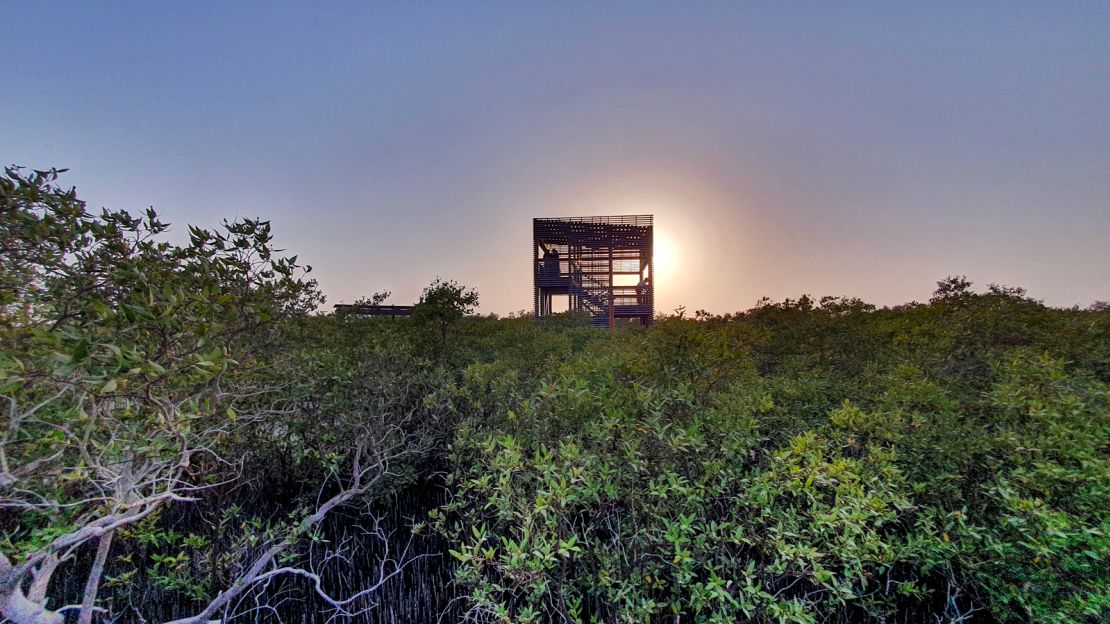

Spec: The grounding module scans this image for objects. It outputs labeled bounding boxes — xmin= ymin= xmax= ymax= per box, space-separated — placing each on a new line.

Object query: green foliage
xmin=413 ymin=277 xmax=480 ymax=350
xmin=1 ymin=165 xmax=323 ymax=565
xmin=967 ymin=353 xmax=1110 ymax=622
xmin=0 ymin=167 xmax=386 ymax=621
xmin=5 ymin=168 xmax=1108 ymax=623
xmin=437 ymin=279 xmax=1110 ymax=623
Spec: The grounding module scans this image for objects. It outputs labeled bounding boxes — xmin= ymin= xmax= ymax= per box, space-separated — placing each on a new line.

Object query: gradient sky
xmin=3 ymin=2 xmax=1108 ymax=313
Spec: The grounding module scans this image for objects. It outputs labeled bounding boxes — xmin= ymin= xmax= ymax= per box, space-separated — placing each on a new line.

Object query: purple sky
xmin=3 ymin=2 xmax=1108 ymax=313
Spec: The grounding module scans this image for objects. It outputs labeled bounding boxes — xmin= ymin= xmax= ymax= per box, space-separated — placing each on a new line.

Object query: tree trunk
xmin=0 ymin=552 xmax=62 ymax=624
xmin=78 ymin=530 xmax=114 ymax=624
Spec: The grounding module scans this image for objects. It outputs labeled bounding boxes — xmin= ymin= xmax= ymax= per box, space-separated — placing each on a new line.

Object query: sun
xmin=652 ymin=229 xmax=678 ymax=282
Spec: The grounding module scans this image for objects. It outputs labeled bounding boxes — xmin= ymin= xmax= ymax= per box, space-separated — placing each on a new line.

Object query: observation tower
xmin=533 ymin=215 xmax=654 ymax=327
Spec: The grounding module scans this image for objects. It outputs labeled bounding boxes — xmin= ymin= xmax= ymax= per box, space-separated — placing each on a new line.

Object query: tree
xmin=412 ymin=277 xmax=479 ymax=348
xmin=352 ymin=290 xmax=391 ymax=306
xmin=931 ymin=274 xmax=974 ymax=304
xmin=0 ymin=167 xmax=422 ymax=624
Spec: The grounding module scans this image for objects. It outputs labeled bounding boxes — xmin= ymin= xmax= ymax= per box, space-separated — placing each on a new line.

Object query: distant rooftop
xmin=333 ymin=304 xmax=413 ymax=317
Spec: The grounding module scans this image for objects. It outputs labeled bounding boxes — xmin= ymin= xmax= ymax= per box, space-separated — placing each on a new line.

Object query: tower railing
xmin=535 ymin=214 xmax=652 ymax=227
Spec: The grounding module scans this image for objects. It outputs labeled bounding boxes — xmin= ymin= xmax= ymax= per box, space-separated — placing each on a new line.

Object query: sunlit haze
xmin=3 ymin=3 xmax=1107 ymax=313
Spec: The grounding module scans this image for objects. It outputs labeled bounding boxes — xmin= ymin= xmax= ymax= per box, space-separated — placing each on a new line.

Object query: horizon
xmin=3 ymin=2 xmax=1108 ymax=313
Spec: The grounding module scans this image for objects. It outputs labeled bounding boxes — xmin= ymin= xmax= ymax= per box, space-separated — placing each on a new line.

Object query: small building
xmin=533 ymin=215 xmax=654 ymax=327
xmin=332 ymin=304 xmax=413 ymax=318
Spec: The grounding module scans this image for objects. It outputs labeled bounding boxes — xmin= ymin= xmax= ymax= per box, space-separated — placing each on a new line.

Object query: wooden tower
xmin=533 ymin=215 xmax=654 ymax=327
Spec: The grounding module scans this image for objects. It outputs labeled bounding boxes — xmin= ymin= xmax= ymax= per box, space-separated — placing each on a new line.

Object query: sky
xmin=3 ymin=2 xmax=1108 ymax=314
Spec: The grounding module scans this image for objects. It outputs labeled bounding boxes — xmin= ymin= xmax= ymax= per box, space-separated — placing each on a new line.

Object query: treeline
xmin=2 ymin=168 xmax=1108 ymax=623
xmin=438 ymin=284 xmax=1108 ymax=623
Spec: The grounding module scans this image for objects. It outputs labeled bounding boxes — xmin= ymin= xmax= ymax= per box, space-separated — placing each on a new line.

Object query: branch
xmin=164 ymin=428 xmax=411 ymax=624
xmin=77 ymin=530 xmax=114 ymax=624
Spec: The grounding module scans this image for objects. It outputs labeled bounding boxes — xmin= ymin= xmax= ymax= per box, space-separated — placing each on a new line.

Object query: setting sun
xmin=653 ymin=229 xmax=678 ymax=282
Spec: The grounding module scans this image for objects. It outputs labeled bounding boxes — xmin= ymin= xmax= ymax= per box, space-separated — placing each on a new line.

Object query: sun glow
xmin=601 ymin=189 xmax=716 ymax=311
xmin=652 ymin=229 xmax=679 ymax=283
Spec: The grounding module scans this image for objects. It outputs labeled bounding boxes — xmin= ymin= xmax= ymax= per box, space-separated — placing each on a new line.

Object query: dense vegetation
xmin=2 ymin=168 xmax=1107 ymax=623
